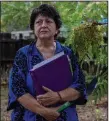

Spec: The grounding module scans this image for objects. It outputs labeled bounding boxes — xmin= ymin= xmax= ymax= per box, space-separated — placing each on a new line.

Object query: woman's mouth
xmin=40 ymin=31 xmax=48 ymax=33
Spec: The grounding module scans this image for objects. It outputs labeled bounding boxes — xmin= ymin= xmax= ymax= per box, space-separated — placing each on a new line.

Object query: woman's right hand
xmin=40 ymin=108 xmax=60 ymax=121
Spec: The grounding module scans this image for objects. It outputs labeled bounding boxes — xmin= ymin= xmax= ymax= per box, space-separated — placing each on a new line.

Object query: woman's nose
xmin=42 ymin=21 xmax=47 ymax=27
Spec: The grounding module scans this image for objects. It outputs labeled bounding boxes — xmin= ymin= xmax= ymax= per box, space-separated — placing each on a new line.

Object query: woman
xmin=8 ymin=4 xmax=87 ymax=121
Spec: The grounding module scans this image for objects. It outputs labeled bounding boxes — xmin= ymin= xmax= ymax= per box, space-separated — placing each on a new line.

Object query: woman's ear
xmin=55 ymin=30 xmax=58 ymax=35
xmin=56 ymin=29 xmax=60 ymax=35
xmin=54 ymin=30 xmax=60 ymax=39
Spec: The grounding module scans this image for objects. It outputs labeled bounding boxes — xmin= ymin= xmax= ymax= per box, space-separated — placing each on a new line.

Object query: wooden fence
xmin=0 ymin=33 xmax=32 ymax=65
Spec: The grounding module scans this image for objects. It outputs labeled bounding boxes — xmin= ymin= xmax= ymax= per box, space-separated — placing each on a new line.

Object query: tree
xmin=1 ymin=1 xmax=107 ymax=32
xmin=1 ymin=2 xmax=41 ymax=32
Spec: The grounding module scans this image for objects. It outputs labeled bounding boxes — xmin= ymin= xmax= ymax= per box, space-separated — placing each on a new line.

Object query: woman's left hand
xmin=36 ymin=86 xmax=60 ymax=106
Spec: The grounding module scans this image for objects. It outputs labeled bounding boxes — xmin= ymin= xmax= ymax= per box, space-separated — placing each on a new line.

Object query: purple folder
xmin=30 ymin=52 xmax=73 ymax=96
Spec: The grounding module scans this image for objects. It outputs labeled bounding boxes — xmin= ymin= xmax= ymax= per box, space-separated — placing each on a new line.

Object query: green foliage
xmin=1 ymin=1 xmax=108 ymax=32
xmin=85 ymin=60 xmax=108 ymax=103
xmin=70 ymin=24 xmax=105 ymax=60
xmin=56 ymin=2 xmax=107 ymax=29
xmin=1 ymin=1 xmax=42 ymax=32
xmin=92 ymin=79 xmax=107 ymax=104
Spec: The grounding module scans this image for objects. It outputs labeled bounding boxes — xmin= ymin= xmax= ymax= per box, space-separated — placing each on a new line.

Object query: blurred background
xmin=0 ymin=1 xmax=108 ymax=121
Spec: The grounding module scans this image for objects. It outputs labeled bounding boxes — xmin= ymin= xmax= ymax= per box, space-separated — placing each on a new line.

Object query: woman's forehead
xmin=35 ymin=14 xmax=54 ymax=21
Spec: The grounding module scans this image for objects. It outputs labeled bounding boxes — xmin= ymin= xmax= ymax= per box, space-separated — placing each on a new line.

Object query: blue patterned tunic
xmin=7 ymin=41 xmax=87 ymax=121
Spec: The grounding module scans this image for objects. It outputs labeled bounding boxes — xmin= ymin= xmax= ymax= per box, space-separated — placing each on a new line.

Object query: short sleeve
xmin=69 ymin=50 xmax=87 ymax=105
xmin=7 ymin=49 xmax=29 ymax=110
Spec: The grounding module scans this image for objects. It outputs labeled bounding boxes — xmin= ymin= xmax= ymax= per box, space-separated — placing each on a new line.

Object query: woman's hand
xmin=40 ymin=107 xmax=60 ymax=121
xmin=37 ymin=86 xmax=60 ymax=106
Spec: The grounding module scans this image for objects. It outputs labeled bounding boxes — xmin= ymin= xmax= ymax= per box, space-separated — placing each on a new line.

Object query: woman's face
xmin=34 ymin=15 xmax=58 ymax=40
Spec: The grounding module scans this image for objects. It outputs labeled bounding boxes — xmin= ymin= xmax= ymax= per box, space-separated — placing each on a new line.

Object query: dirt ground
xmin=1 ymin=86 xmax=108 ymax=121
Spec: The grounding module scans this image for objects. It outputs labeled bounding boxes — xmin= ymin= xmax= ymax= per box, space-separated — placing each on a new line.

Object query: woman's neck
xmin=36 ymin=38 xmax=55 ymax=48
xmin=36 ymin=39 xmax=56 ymax=59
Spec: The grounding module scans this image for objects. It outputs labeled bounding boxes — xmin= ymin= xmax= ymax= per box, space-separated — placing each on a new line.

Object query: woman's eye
xmin=47 ymin=20 xmax=53 ymax=23
xmin=47 ymin=20 xmax=50 ymax=23
xmin=36 ymin=21 xmax=42 ymax=24
xmin=35 ymin=19 xmax=53 ymax=25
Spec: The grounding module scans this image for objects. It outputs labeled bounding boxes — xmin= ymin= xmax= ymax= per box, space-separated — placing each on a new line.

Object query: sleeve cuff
xmin=7 ymin=91 xmax=28 ymax=111
xmin=69 ymin=84 xmax=87 ymax=105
